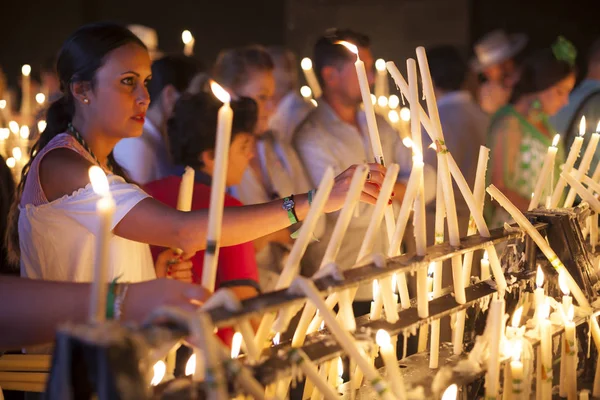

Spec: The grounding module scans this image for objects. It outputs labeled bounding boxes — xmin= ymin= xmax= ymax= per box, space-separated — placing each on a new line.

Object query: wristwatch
xmin=282 ymin=195 xmax=299 ymax=224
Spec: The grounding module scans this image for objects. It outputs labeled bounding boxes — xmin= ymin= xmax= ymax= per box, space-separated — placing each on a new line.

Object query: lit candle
xmin=300 ymin=85 xmax=313 ymax=102
xmin=185 ymin=353 xmax=197 ymax=376
xmin=388 ymin=95 xmax=400 ymax=110
xmin=539 ymin=301 xmax=553 ymax=400
xmin=550 ymin=116 xmax=585 ymax=208
xmin=21 ymin=64 xmax=31 ymax=123
xmin=377 ymin=95 xmax=388 ymax=109
xmin=288 ymin=349 xmax=339 ymax=400
xmin=485 ymin=293 xmax=505 ymax=399
xmin=231 ymin=332 xmax=243 ymax=358
xmin=300 ymin=57 xmax=322 ymax=98
xmin=19 ymin=125 xmax=29 ymax=153
xmin=374 ymin=58 xmax=389 ymax=99
xmin=429 ymin=262 xmax=442 ymax=369
xmin=529 ymin=134 xmax=560 ymax=210
xmin=564 ymin=305 xmax=577 ymax=400
xmin=293 ymin=277 xmax=395 ymax=400
xmin=534 ymin=265 xmax=545 ymax=324
xmin=6 ymin=157 xmax=15 ymax=169
xmin=0 ymin=128 xmax=9 ymax=158
xmin=35 ymin=92 xmax=45 ymax=107
xmin=37 ymin=120 xmax=46 ymax=134
xmin=182 ymin=30 xmax=195 ymax=56
xmin=201 ymin=81 xmax=233 ymax=292
xmin=87 ymin=166 xmax=115 ymax=323
xmin=480 ymin=250 xmax=491 ymax=280
xmin=508 ymin=340 xmax=524 ymax=400
xmin=8 ymin=121 xmax=19 ymax=135
xmin=150 ymin=360 xmax=166 ymax=386
xmin=441 ymin=384 xmax=458 ymax=400
xmin=292 ymin=166 xmax=368 ymax=348
xmin=559 ymin=271 xmax=573 ymax=397
xmin=370 ymin=280 xmax=380 ymax=319
xmin=375 ymin=329 xmax=407 ymax=399
xmin=565 ymin=118 xmax=600 ymax=207
xmin=387 ymin=109 xmax=401 ymax=133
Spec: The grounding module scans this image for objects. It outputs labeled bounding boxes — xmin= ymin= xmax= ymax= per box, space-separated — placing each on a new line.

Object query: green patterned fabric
xmin=487 ymin=105 xmax=566 ymax=225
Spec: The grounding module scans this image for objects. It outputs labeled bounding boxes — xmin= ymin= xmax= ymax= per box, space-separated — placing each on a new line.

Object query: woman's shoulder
xmin=489 ymin=106 xmax=522 ymax=134
xmin=39 ymin=147 xmax=96 ymax=202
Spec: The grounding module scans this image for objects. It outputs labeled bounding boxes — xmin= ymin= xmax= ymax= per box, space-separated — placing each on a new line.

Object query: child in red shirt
xmin=144 ymin=91 xmax=260 ymax=344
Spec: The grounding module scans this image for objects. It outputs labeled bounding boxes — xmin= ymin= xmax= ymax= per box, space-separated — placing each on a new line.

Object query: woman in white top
xmin=6 ymin=23 xmax=386 ymax=287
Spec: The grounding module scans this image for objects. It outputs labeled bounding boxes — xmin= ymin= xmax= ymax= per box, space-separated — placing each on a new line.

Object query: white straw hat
xmin=471 ymin=30 xmax=528 ymax=71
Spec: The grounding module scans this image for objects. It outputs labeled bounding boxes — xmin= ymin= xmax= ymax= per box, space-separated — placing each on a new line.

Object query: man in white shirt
xmin=114 ymin=55 xmax=201 ymax=184
xmin=294 ymin=29 xmax=435 ymax=305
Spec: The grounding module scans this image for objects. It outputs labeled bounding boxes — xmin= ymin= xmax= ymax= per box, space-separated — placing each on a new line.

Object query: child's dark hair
xmin=5 ymin=22 xmax=147 ymax=265
xmin=212 ymin=45 xmax=274 ymax=92
xmin=167 ymin=91 xmax=257 ymax=169
xmin=510 ymin=37 xmax=577 ymax=104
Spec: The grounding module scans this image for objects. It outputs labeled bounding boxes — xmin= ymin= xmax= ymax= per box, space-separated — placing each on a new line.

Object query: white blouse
xmin=19 ymin=175 xmax=156 ymax=283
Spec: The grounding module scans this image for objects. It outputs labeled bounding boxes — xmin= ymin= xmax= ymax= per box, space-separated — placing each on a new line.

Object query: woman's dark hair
xmin=510 ymin=39 xmax=577 ymax=104
xmin=0 ymin=155 xmax=16 ymax=274
xmin=212 ymin=45 xmax=274 ymax=92
xmin=167 ymin=91 xmax=257 ymax=169
xmin=5 ymin=23 xmax=147 ymax=265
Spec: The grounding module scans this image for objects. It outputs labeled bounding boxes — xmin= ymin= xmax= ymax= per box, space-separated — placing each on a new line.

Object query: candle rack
xmin=40 ymin=204 xmax=600 ymax=399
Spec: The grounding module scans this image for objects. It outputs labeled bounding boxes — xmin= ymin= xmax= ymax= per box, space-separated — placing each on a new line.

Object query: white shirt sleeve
xmin=113 ymin=137 xmax=157 ymax=185
xmin=52 ymin=175 xmax=150 ymax=232
xmin=294 ymin=120 xmax=341 ymax=187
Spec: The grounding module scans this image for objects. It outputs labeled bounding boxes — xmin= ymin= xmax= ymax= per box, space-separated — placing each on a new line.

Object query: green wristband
xmin=105 ymin=277 xmax=119 ymax=319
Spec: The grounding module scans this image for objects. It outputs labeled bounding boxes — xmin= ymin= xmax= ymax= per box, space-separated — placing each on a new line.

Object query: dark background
xmin=0 ymin=0 xmax=599 ymax=89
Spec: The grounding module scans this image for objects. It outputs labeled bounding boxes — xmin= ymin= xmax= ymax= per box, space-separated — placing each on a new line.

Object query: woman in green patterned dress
xmin=487 ymin=37 xmax=577 ymax=226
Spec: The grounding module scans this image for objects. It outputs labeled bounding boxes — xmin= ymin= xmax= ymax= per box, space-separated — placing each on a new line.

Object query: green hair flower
xmin=552 ymin=36 xmax=577 ymax=66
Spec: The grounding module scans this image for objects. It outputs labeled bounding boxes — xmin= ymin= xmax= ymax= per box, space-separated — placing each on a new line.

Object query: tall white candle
xmin=288 ymin=349 xmax=339 ymax=400
xmin=177 ymin=166 xmax=195 ymax=212
xmin=529 ymin=134 xmax=560 ymax=210
xmin=534 ymin=265 xmax=545 ymax=323
xmin=255 ymin=168 xmax=335 ymax=348
xmin=20 ymin=65 xmax=31 ymax=123
xmin=539 ymin=301 xmax=553 ymax=400
xmin=562 ymin=171 xmax=600 ymax=213
xmin=182 ymin=30 xmax=195 ymax=56
xmin=480 ymin=250 xmax=491 ymax=280
xmin=484 ymin=293 xmax=505 ymax=399
xmin=441 ymin=384 xmax=458 ymax=400
xmin=564 ymin=305 xmax=577 ymax=400
xmin=300 ymin=58 xmax=322 ymax=99
xmin=87 ymin=166 xmax=115 ymax=323
xmin=375 ymin=59 xmax=389 ymax=100
xmin=293 ymin=277 xmax=395 ymax=400
xmin=550 ymin=116 xmax=585 ymax=208
xmin=508 ymin=340 xmax=524 ymax=400
xmin=376 ymin=330 xmax=407 ymax=399
xmin=565 ymin=129 xmax=600 ymax=207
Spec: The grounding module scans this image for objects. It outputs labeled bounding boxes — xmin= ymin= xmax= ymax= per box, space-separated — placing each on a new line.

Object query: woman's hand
xmin=155 ymin=249 xmax=194 ymax=283
xmin=323 ymin=163 xmax=386 ymax=213
xmin=123 ymin=278 xmax=210 ymax=323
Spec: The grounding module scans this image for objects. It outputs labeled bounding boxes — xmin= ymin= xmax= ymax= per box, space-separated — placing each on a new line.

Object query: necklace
xmin=67 ymin=123 xmax=112 ymax=172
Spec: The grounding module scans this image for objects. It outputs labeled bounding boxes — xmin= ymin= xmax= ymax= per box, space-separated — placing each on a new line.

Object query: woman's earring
xmin=83 ymin=98 xmax=89 ymax=104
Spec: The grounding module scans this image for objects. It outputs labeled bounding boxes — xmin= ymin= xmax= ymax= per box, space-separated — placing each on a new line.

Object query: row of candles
xmin=82 ymin=36 xmax=600 ymax=398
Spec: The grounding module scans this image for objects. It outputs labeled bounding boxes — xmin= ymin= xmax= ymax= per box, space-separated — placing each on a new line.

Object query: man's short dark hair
xmin=313 ymin=28 xmax=371 ymax=87
xmin=427 ymin=45 xmax=467 ymax=92
xmin=148 ymin=55 xmax=202 ymax=105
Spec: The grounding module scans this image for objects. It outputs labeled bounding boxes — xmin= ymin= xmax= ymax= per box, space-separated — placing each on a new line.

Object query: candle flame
xmin=375 ymin=329 xmax=391 ymax=347
xmin=35 ymin=93 xmax=45 ymax=105
xmin=231 ymin=332 xmax=243 ymax=358
xmin=38 ymin=120 xmax=47 ymax=133
xmin=320 ymin=320 xmax=325 ymax=331
xmin=536 ymin=265 xmax=544 ymax=288
xmin=150 ymin=360 xmax=166 ymax=386
xmin=337 ymin=357 xmax=344 ymax=378
xmin=413 ymin=153 xmax=423 ymax=165
xmin=336 ymin=41 xmax=359 ymax=55
xmin=579 ymin=116 xmax=586 ymax=137
xmin=310 ymin=99 xmax=318 ymax=107
xmin=0 ymin=128 xmax=9 ymax=140
xmin=12 ymin=147 xmax=22 ymax=161
xmin=8 ymin=121 xmax=19 ymax=134
xmin=511 ymin=306 xmax=523 ymax=328
xmin=567 ymin=304 xmax=574 ymax=322
xmin=88 ymin=166 xmax=110 ymax=197
xmin=559 ymin=272 xmax=570 ymax=296
xmin=511 ymin=340 xmax=523 ymax=362
xmin=210 ymin=81 xmax=231 ymax=104
xmin=300 ymin=85 xmax=312 ymax=98
xmin=441 ymin=384 xmax=458 ymax=400
xmin=273 ymin=332 xmax=280 ymax=346
xmin=391 ymin=274 xmax=398 ymax=293
xmin=428 ymin=262 xmax=435 ymax=276
xmin=19 ymin=125 xmax=29 ymax=139
xmin=388 ymin=110 xmax=399 ymax=123
xmin=370 ymin=93 xmax=376 ymax=105
xmin=377 ymin=96 xmax=388 ymax=108
xmin=181 ymin=30 xmax=193 ymax=44
xmin=6 ymin=157 xmax=15 ymax=168
xmin=402 ymin=137 xmax=413 ymax=148
xmin=483 ymin=250 xmax=489 ymax=261
xmin=400 ymin=107 xmax=411 ymax=122
xmin=552 ymin=134 xmax=560 ymax=147
xmin=388 ymin=95 xmax=400 ymax=109
xmin=21 ymin=64 xmax=31 ymax=77
xmin=0 ymin=99 xmax=6 ymax=109
xmin=375 ymin=58 xmax=386 ymax=72
xmin=372 ymin=280 xmax=380 ymax=299
xmin=429 ymin=142 xmax=437 ymax=151
xmin=185 ymin=354 xmax=196 ymax=376
xmin=300 ymin=57 xmax=313 ymax=71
